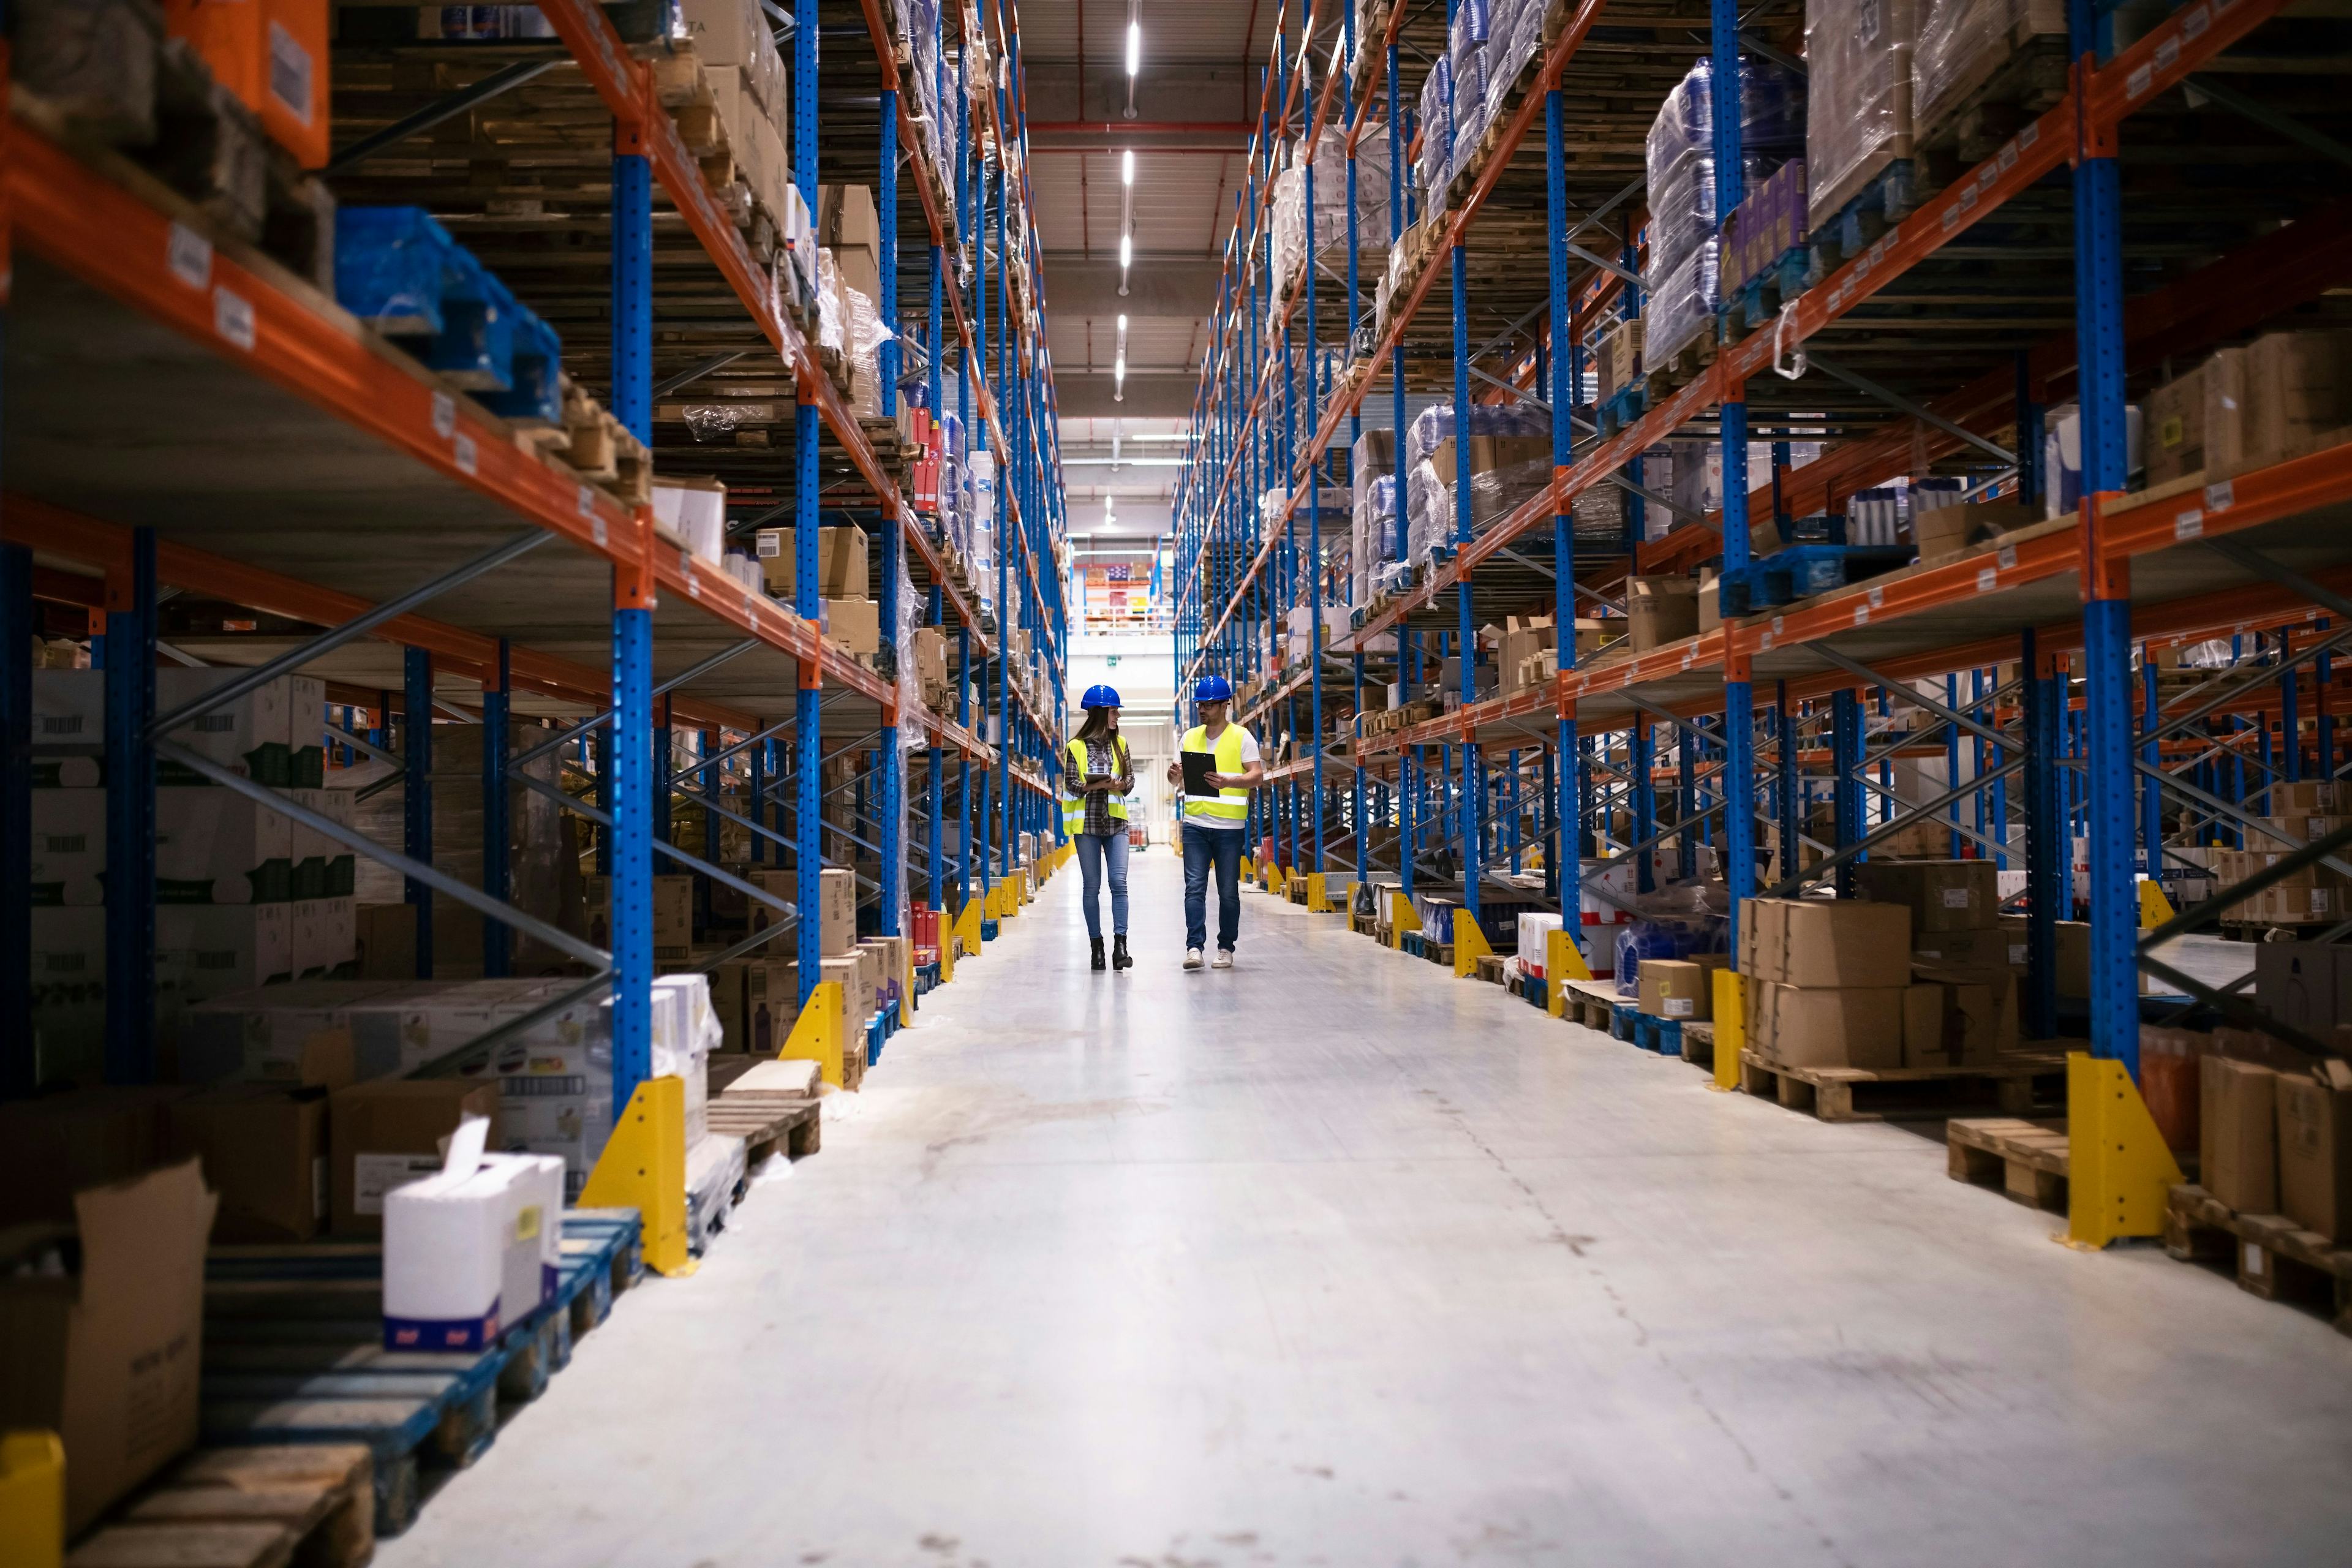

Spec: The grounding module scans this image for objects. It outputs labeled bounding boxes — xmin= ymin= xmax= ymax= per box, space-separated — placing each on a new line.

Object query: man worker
xmin=1166 ymin=675 xmax=1266 ymax=971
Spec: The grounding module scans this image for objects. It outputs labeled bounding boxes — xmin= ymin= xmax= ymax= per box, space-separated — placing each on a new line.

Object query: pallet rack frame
xmin=1164 ymin=0 xmax=2352 ymax=1091
xmin=0 ymin=0 xmax=1071 ymax=1108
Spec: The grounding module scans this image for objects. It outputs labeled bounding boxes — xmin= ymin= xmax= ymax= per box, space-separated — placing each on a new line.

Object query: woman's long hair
xmin=1075 ymin=704 xmax=1119 ymax=745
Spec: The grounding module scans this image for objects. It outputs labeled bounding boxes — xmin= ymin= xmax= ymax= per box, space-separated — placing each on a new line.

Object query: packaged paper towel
xmin=383 ymin=1116 xmax=563 ymax=1351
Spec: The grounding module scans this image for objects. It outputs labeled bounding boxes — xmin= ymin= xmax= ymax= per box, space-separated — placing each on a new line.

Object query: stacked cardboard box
xmin=2209 ymin=780 xmax=2352 ymax=924
xmin=1860 ymin=858 xmax=2017 ymax=1066
xmin=1741 ymin=897 xmax=1915 ymax=1068
xmin=1627 ymin=577 xmax=1700 ymax=651
xmin=2144 ymin=329 xmax=2352 ymax=488
xmin=2198 ymin=1050 xmax=2352 ymax=1244
xmin=1638 ymin=955 xmax=1726 ymax=1021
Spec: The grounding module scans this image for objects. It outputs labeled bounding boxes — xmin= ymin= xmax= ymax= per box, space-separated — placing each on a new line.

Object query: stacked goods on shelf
xmin=756 ymin=524 xmax=878 ymax=656
xmin=1351 ymin=429 xmax=1400 ymax=602
xmin=185 ymin=971 xmax=723 ymax=1208
xmin=1640 ymin=56 xmax=1804 ymax=372
xmin=657 ymin=475 xmax=760 ymax=586
xmin=2144 ymin=330 xmax=2352 ymax=488
xmin=1596 ymin=317 xmax=1644 ymax=403
xmin=1740 ymin=896 xmax=1913 ymax=1068
xmin=1270 ymin=124 xmax=1393 ymax=305
xmin=680 ymin=0 xmax=800 ymax=241
xmin=1912 ymin=0 xmax=2068 ymax=154
xmin=15 ymin=0 xmax=337 ymax=287
xmin=27 ymin=671 xmax=359 ymax=1084
xmin=885 ymin=0 xmax=956 ymax=228
xmin=1415 ymin=56 xmax=1456 ymax=214
xmin=1803 ymin=0 xmax=1907 ymax=230
xmin=1446 ymin=0 xmax=1492 ymax=187
xmin=2212 ymin=780 xmax=2352 ymax=925
xmin=1860 ymin=859 xmax=2018 ymax=1066
xmin=1626 ymin=576 xmax=1700 ymax=650
xmin=1400 ymin=402 xmax=1551 ymax=568
xmin=347 ymin=721 xmax=576 ymax=979
xmin=1719 ymin=156 xmax=1807 ymax=310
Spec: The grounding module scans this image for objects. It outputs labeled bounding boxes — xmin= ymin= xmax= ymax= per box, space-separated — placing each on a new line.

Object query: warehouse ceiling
xmin=1030 ymin=0 xmax=1271 ymax=464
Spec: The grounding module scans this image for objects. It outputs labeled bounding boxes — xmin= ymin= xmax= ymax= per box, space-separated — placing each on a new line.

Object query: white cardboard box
xmin=382 ymin=1118 xmax=563 ymax=1351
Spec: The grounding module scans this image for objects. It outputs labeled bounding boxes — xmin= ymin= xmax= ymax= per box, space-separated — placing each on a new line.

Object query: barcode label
xmin=168 ymin=224 xmax=211 ymax=288
xmin=454 ymin=432 xmax=477 ymax=476
xmin=432 ymin=391 xmax=457 ymax=439
xmin=214 ymin=288 xmax=255 ymax=351
xmin=268 ymin=20 xmax=315 ymax=124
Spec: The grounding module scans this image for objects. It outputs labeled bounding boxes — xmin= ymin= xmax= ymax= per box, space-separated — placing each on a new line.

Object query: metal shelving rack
xmin=0 ymin=0 xmax=1071 ymax=1107
xmin=1163 ymin=0 xmax=2352 ymax=1100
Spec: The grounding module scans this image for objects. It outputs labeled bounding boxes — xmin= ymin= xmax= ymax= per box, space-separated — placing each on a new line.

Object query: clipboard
xmin=1181 ymin=750 xmax=1218 ymax=796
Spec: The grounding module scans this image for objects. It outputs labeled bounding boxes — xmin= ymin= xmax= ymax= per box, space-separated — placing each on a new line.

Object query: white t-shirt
xmin=1183 ymin=727 xmax=1261 ymax=831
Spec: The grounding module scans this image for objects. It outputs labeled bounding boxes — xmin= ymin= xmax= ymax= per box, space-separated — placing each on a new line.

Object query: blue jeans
xmin=1182 ymin=826 xmax=1243 ymax=952
xmin=1074 ymin=829 xmax=1129 ymax=940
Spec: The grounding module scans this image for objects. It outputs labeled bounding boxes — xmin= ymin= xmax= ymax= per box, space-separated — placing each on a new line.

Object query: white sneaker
xmin=1212 ymin=949 xmax=1234 ymax=970
xmin=1183 ymin=948 xmax=1204 ymax=971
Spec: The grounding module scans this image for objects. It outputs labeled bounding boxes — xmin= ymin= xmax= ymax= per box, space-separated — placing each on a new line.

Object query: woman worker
xmin=1066 ymin=684 xmax=1137 ymax=971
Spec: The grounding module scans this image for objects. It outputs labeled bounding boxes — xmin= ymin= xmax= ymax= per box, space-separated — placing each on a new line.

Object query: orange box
xmin=164 ymin=0 xmax=331 ymax=169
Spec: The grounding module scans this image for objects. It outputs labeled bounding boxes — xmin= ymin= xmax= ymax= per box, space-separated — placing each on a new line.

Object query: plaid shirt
xmin=1080 ymin=736 xmax=1131 ymax=837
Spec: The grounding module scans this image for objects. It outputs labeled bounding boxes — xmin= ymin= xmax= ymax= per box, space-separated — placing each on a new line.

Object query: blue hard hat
xmin=1080 ymin=683 xmax=1122 ymax=709
xmin=1195 ymin=675 xmax=1234 ymax=703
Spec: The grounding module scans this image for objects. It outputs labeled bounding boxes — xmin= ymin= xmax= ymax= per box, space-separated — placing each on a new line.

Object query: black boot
xmin=1091 ymin=937 xmax=1107 ymax=971
xmin=1112 ymin=935 xmax=1131 ymax=971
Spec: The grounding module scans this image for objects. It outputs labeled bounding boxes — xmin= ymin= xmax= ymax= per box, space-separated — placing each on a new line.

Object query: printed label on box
xmin=1940 ymin=888 xmax=1972 ymax=909
xmin=1665 ymin=998 xmax=1693 ymax=1018
xmin=353 ymin=1152 xmax=445 ymax=1216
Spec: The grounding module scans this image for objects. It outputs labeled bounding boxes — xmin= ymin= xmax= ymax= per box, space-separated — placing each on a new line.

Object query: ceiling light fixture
xmin=1124 ymin=0 xmax=1141 ymax=119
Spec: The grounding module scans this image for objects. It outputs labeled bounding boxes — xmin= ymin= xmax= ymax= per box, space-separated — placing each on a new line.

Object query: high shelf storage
xmin=1167 ymin=0 xmax=2352 ymax=1190
xmin=0 ymin=0 xmax=1070 ymax=1124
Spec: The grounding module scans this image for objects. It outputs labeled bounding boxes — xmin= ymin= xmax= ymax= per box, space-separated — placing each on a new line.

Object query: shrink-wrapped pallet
xmin=1806 ymin=0 xmax=1915 ymax=225
xmin=1914 ymin=0 xmax=2067 ymax=144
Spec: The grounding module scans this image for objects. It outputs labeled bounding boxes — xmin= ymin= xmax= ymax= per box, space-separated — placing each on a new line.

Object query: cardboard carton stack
xmin=2144 ymin=329 xmax=2352 ymax=489
xmin=1627 ymin=576 xmax=1700 ymax=652
xmin=2202 ymin=1048 xmax=2352 ymax=1244
xmin=1741 ymin=897 xmax=1914 ymax=1069
xmin=756 ymin=524 xmax=878 ymax=657
xmin=2212 ymin=780 xmax=2351 ymax=925
xmin=29 ymin=669 xmax=356 ymax=1081
xmin=1860 ymin=858 xmax=2018 ymax=1066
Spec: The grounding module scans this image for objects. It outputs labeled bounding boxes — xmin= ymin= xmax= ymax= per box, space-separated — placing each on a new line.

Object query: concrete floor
xmin=382 ymin=851 xmax=2352 ymax=1568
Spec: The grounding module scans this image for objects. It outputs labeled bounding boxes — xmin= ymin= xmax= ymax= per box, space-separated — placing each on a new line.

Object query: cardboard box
xmin=816 ymin=183 xmax=882 ymax=304
xmin=1639 ymin=958 xmax=1712 ymax=1021
xmin=165 ymin=1085 xmax=328 ymax=1243
xmin=1627 ymin=576 xmax=1700 ymax=652
xmin=2269 ymin=778 xmax=2344 ymax=816
xmin=383 ymin=1120 xmax=564 ymax=1352
xmin=2145 ymin=347 xmax=2247 ymax=486
xmin=1753 ymin=981 xmax=1906 ymax=1069
xmin=1913 ymin=500 xmax=2038 ymax=564
xmin=0 ymin=1160 xmax=216 ymax=1536
xmin=327 ymin=1077 xmax=502 ymax=1237
xmin=1994 ymin=914 xmax=2090 ymax=998
xmin=584 ymin=874 xmax=694 ymax=955
xmin=1597 ymin=317 xmax=1644 ymax=402
xmin=1856 ymin=858 xmax=1999 ymax=932
xmin=2201 ymin=1054 xmax=2278 ymax=1215
xmin=756 ymin=524 xmax=869 ymax=600
xmin=823 ymin=865 xmax=858 ymax=954
xmin=1741 ymin=897 xmax=1913 ymax=988
xmin=162 ymin=0 xmax=330 ymax=169
xmin=357 ymin=902 xmax=417 ymax=980
xmin=2256 ymin=943 xmax=2347 ymax=1038
xmin=0 ymin=1087 xmax=192 ymax=1227
xmin=2242 ymin=329 xmax=2352 ymax=475
xmin=824 ymin=596 xmax=881 ymax=657
xmin=1901 ymin=976 xmax=2008 ymax=1068
xmin=2278 ymin=1060 xmax=2352 ymax=1242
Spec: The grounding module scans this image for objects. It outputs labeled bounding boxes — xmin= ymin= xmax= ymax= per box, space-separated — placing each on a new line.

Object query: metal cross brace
xmin=1764 ymin=756 xmax=2027 ymax=900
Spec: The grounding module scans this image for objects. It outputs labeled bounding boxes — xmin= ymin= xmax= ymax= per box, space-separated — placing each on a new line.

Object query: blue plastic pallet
xmin=1807 ymin=159 xmax=1922 ymax=271
xmin=1594 ymin=383 xmax=1647 ymax=438
xmin=1716 ymin=544 xmax=1913 ymax=615
xmin=981 ymin=918 xmax=1001 ymax=942
xmin=200 ymin=1208 xmax=641 ymax=1537
xmin=1608 ymin=1000 xmax=1638 ymax=1041
xmin=1632 ymin=1014 xmax=1686 ymax=1057
xmin=1724 ymin=245 xmax=1812 ymax=335
xmin=1523 ymin=975 xmax=1548 ymax=1010
xmin=334 ymin=206 xmax=564 ymax=420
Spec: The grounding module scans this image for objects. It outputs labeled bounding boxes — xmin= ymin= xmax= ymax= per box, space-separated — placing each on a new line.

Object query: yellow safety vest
xmin=1065 ymin=736 xmax=1130 ymax=830
xmin=1180 ymin=724 xmax=1251 ymax=824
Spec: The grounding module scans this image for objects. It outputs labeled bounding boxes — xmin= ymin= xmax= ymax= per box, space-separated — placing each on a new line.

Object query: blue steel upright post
xmin=1547 ymin=86 xmax=1581 ymax=935
xmin=609 ymin=105 xmax=656 ymax=1107
xmin=482 ymin=638 xmax=511 ymax=977
xmin=2070 ymin=0 xmax=2137 ymax=1074
xmin=403 ymin=646 xmax=435 ymax=981
xmin=1710 ymin=0 xmax=1757 ymax=956
xmin=104 ymin=529 xmax=158 ymax=1082
xmin=793 ymin=0 xmax=824 ymax=1002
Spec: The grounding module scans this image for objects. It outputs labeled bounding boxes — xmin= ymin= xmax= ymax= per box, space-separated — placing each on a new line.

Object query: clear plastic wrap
xmin=1404 ymin=401 xmax=1549 ymax=470
xmin=817 ymin=247 xmax=845 ymax=355
xmin=1639 ymin=237 xmax=1722 ymax=368
xmin=1915 ymin=0 xmax=2065 ymax=140
xmin=1645 ymin=55 xmax=1807 ymax=206
xmin=1806 ymin=0 xmax=1917 ymax=222
xmin=1647 ymin=148 xmax=1779 ymax=277
xmin=1403 ymin=449 xmax=1550 ymax=561
xmin=1416 ymin=56 xmax=1454 ymax=204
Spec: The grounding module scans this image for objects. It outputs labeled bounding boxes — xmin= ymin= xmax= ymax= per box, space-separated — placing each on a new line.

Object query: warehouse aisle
xmin=382 ymin=855 xmax=2352 ymax=1567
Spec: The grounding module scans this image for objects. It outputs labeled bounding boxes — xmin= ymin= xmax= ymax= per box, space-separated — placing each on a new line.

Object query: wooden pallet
xmin=1475 ymin=952 xmax=1507 ymax=985
xmin=1916 ymin=34 xmax=2069 ymax=165
xmin=1738 ymin=1050 xmax=2067 ymax=1123
xmin=2166 ymin=1183 xmax=2352 ymax=1338
xmin=68 ymin=1445 xmax=374 ymax=1568
xmin=1681 ymin=1019 xmax=1716 ymax=1068
xmin=1559 ymin=978 xmax=1622 ymax=1031
xmin=199 ymin=1210 xmax=641 ymax=1537
xmin=1642 ymin=331 xmax=1716 ymax=401
xmin=1947 ymin=1117 xmax=2071 ymax=1215
xmin=707 ymin=1091 xmax=823 ymax=1165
